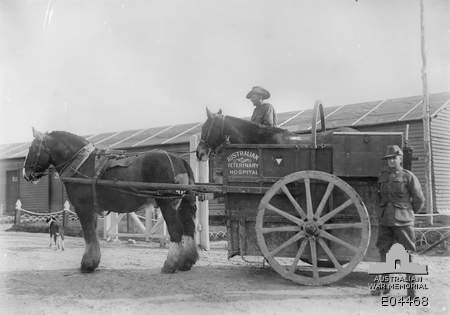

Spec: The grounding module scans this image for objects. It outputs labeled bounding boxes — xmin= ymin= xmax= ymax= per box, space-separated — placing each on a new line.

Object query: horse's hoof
xmin=178 ymin=236 xmax=198 ymax=272
xmin=81 ymin=257 xmax=100 ymax=273
xmin=178 ymin=261 xmax=194 ymax=271
xmin=161 ymin=261 xmax=178 ymax=274
xmin=80 ymin=265 xmax=96 ymax=273
xmin=177 ymin=252 xmax=198 ymax=271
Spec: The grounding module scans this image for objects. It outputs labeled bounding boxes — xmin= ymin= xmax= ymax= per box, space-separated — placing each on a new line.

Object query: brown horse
xmin=23 ymin=128 xmax=198 ymax=273
xmin=196 ymin=108 xmax=354 ymax=160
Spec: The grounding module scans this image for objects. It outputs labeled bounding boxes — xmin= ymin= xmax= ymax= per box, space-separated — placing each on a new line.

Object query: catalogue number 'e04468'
xmin=381 ymin=296 xmax=429 ymax=307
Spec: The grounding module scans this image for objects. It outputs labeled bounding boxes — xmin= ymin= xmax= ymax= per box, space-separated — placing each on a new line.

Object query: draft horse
xmin=24 ymin=128 xmax=198 ymax=273
xmin=196 ymin=108 xmax=353 ymax=160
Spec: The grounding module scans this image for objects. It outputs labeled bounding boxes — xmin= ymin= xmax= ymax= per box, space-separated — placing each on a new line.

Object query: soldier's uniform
xmin=376 ymin=154 xmax=424 ymax=257
xmin=373 ymin=145 xmax=425 ymax=297
xmin=251 ymin=103 xmax=278 ymax=127
xmin=247 ymin=86 xmax=278 ymax=127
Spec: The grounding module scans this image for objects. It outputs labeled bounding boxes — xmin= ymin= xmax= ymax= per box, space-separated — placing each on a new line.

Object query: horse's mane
xmin=47 ymin=131 xmax=89 ymax=145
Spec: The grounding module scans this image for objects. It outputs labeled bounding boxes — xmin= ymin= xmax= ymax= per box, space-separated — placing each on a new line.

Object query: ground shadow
xmin=2 ymin=265 xmax=371 ymax=303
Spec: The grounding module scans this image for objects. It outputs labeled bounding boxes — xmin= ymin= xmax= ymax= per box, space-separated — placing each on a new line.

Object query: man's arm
xmin=262 ymin=104 xmax=276 ymax=127
xmin=407 ymin=172 xmax=425 ymax=213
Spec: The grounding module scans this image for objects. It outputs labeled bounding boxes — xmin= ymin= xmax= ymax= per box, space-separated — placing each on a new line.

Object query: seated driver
xmin=247 ymin=86 xmax=278 ymax=127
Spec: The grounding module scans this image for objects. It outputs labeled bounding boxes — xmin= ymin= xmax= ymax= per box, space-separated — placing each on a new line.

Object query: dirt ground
xmin=0 ymin=225 xmax=448 ymax=315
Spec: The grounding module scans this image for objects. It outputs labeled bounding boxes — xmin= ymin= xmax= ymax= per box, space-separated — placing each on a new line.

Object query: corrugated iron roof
xmin=1 ymin=91 xmax=448 ymax=160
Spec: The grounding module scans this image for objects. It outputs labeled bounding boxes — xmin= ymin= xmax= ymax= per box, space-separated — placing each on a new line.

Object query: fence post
xmin=63 ymin=200 xmax=71 ymax=228
xmin=189 ymin=135 xmax=201 ymax=246
xmin=103 ymin=212 xmax=110 ymax=240
xmin=198 ymin=158 xmax=210 ymax=250
xmin=15 ymin=199 xmax=22 ymax=225
xmin=145 ymin=204 xmax=154 ymax=242
xmin=111 ymin=213 xmax=119 ymax=241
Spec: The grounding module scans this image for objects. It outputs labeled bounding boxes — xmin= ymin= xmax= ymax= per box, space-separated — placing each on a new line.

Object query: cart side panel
xmin=223 ymin=145 xmax=332 ymax=258
xmin=227 ymin=193 xmax=302 ymax=257
xmin=332 ymin=132 xmax=403 ymax=177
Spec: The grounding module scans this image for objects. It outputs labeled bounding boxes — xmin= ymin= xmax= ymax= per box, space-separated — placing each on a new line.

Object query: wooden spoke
xmin=318 ymin=199 xmax=353 ymax=224
xmin=319 ymin=230 xmax=358 ymax=253
xmin=280 ymin=185 xmax=307 ymax=220
xmin=256 ymin=170 xmax=370 ymax=286
xmin=322 ymin=222 xmax=363 ymax=230
xmin=309 ymin=238 xmax=319 ymax=280
xmin=265 ymin=203 xmax=303 ymax=226
xmin=289 ymin=238 xmax=308 ymax=273
xmin=317 ymin=238 xmax=344 ymax=272
xmin=304 ymin=178 xmax=313 ymax=220
xmin=314 ymin=182 xmax=334 ymax=219
xmin=269 ymin=231 xmax=306 ymax=257
xmin=262 ymin=226 xmax=301 ymax=234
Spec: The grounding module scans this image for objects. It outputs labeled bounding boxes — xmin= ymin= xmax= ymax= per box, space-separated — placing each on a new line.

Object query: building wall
xmin=0 ymin=158 xmax=24 ymax=215
xmin=1 ymin=119 xmax=447 ymax=217
xmin=431 ymin=106 xmax=450 ymax=210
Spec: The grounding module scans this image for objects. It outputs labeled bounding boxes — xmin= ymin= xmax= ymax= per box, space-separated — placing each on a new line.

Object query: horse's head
xmin=196 ymin=108 xmax=228 ymax=161
xmin=23 ymin=128 xmax=89 ymax=182
xmin=23 ymin=128 xmax=53 ymax=183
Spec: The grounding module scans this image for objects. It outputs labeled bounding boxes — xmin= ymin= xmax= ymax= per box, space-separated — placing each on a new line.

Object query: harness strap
xmin=92 ymin=177 xmax=99 ymax=213
xmin=91 ymin=154 xmax=112 ymax=214
xmin=60 ymin=143 xmax=96 ymax=177
xmin=162 ymin=151 xmax=176 ymax=180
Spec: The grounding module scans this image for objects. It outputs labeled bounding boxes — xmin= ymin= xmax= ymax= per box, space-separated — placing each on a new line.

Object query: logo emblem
xmin=368 ymin=243 xmax=428 ymax=275
xmin=275 ymin=158 xmax=283 ymax=165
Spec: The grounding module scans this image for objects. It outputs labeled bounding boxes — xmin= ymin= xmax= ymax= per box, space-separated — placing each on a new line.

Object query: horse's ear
xmin=206 ymin=107 xmax=212 ymax=119
xmin=218 ymin=109 xmax=223 ymax=115
xmin=32 ymin=127 xmax=44 ymax=140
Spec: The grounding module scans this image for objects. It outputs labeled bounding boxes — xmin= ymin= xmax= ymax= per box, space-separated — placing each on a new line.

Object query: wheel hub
xmin=304 ymin=221 xmax=320 ymax=236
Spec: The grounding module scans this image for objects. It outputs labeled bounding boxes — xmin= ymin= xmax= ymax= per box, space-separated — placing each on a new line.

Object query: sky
xmin=0 ymin=0 xmax=449 ymax=144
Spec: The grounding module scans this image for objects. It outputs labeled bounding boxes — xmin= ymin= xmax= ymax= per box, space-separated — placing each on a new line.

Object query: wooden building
xmin=0 ymin=92 xmax=448 ymax=216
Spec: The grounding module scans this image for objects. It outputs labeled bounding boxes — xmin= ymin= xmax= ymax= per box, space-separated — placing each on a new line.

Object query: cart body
xmin=222 ymin=132 xmax=404 ymax=264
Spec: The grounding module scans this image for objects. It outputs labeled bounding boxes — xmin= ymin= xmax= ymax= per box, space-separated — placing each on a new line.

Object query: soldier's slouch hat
xmin=246 ymin=86 xmax=270 ymax=100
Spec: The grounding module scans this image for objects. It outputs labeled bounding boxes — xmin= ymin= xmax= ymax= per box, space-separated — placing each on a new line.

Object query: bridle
xmin=25 ymin=137 xmax=51 ymax=180
xmin=26 ymin=135 xmax=93 ymax=180
xmin=199 ymin=114 xmax=230 ymax=156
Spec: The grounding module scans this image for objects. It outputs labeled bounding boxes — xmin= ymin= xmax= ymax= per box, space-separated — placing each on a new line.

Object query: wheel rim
xmin=256 ymin=170 xmax=370 ymax=285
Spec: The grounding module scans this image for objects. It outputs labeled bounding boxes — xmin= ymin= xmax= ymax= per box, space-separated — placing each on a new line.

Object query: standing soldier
xmin=372 ymin=145 xmax=425 ymax=297
xmin=247 ymin=86 xmax=278 ymax=127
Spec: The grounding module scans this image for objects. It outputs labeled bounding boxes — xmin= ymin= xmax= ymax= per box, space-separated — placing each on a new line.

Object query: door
xmin=6 ymin=169 xmax=20 ymax=214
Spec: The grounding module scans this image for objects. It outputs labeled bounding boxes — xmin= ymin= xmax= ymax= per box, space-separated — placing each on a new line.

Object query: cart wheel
xmin=255 ymin=170 xmax=370 ymax=285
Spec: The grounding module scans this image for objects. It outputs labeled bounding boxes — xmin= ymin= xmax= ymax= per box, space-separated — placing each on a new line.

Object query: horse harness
xmin=58 ymin=144 xmax=182 ymax=212
xmin=199 ymin=114 xmax=230 ymax=155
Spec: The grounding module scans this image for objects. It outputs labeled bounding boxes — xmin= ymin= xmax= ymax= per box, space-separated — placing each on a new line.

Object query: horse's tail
xmin=180 ymin=158 xmax=197 ymax=220
xmin=181 ymin=158 xmax=196 ymax=185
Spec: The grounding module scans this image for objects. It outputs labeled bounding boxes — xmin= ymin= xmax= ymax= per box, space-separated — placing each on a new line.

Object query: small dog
xmin=46 ymin=216 xmax=64 ymax=251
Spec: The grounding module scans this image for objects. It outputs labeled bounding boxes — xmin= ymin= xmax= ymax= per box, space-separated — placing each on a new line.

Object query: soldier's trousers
xmin=375 ymin=225 xmax=416 ymax=297
xmin=376 ymin=225 xmax=416 ymax=259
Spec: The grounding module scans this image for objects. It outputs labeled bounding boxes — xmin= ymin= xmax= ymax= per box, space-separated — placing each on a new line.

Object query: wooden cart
xmin=62 ymin=104 xmax=407 ymax=286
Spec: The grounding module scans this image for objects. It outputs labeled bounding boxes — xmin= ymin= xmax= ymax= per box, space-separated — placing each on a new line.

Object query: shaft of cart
xmin=60 ymin=176 xmax=271 ymax=195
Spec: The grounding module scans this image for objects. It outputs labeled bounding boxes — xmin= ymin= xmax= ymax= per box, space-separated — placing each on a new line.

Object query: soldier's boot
xmin=406 ymin=254 xmax=416 ymax=297
xmin=370 ymin=274 xmax=382 ymax=296
xmin=382 ymin=275 xmax=390 ymax=295
xmin=370 ymin=274 xmax=390 ymax=296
